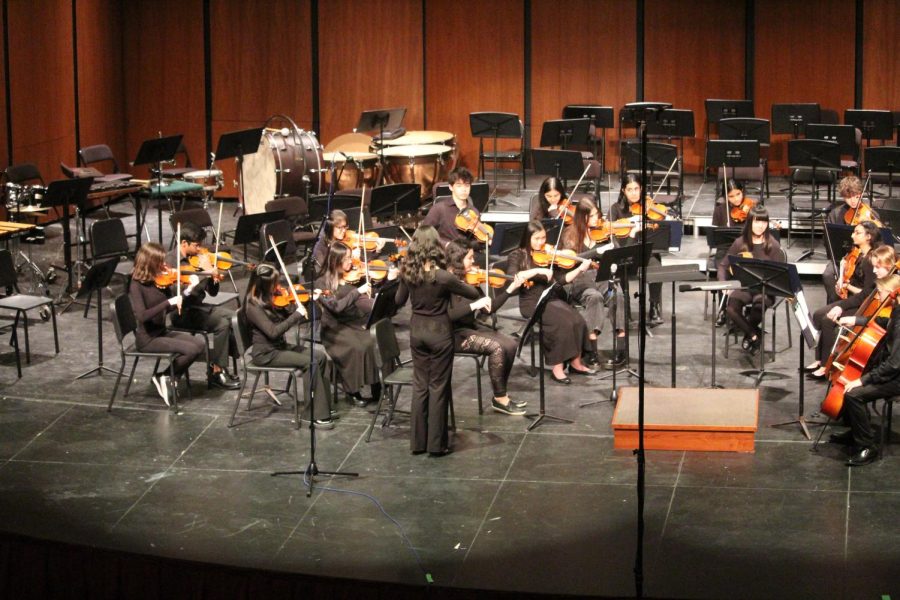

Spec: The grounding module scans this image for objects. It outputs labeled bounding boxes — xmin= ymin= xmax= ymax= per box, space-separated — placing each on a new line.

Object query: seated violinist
xmin=422 ymin=167 xmax=482 ymax=247
xmin=806 ymin=225 xmax=887 ymax=379
xmin=560 ymin=197 xmax=626 ymax=367
xmin=831 ymin=273 xmax=900 ymax=466
xmin=529 ymin=176 xmax=570 ymax=222
xmin=712 ymin=179 xmax=754 ymax=227
xmin=822 ymin=176 xmax=881 ymax=301
xmin=310 ymin=209 xmax=387 ymax=279
xmin=242 ymin=263 xmax=335 ymax=428
xmin=315 ymin=242 xmax=397 ymax=407
xmin=716 ymin=205 xmax=784 ymax=354
xmin=167 ymin=221 xmax=240 ymax=390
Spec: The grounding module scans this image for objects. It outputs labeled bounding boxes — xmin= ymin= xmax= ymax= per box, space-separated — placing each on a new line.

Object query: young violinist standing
xmin=395 ymin=226 xmax=481 ymax=455
xmin=129 ymin=243 xmax=206 ymax=406
xmin=806 ymin=243 xmax=893 ymax=379
xmin=421 ymin=167 xmax=479 ymax=247
xmin=716 ymin=206 xmax=784 ymax=354
xmin=243 ymin=263 xmax=335 ymax=428
xmin=822 ymin=176 xmax=881 ymax=301
xmin=833 ymin=274 xmax=900 ymax=466
xmin=609 ymin=174 xmax=664 ymax=326
xmin=560 ymin=197 xmax=627 ymax=367
xmin=712 ymin=179 xmax=755 ymax=227
xmin=167 ymin=222 xmax=240 ymax=390
xmin=504 ymin=221 xmax=595 ymax=384
xmin=445 ymin=240 xmax=525 ymax=415
xmin=315 ymin=242 xmax=396 ymax=406
xmin=529 ymin=176 xmax=569 ymax=222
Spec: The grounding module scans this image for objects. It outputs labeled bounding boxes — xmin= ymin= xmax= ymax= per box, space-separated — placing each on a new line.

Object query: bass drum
xmin=241 ymin=117 xmax=324 ymax=214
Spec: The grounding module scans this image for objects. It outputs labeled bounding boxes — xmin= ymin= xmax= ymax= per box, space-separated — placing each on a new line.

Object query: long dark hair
xmin=445 ymin=239 xmax=472 ymax=279
xmin=518 ymin=220 xmax=546 ymax=251
xmin=616 ymin=173 xmax=641 ymax=210
xmin=400 ymin=225 xmax=445 ymax=286
xmin=322 ymin=242 xmax=350 ymax=291
xmin=856 ymin=220 xmax=882 ymax=251
xmin=740 ymin=205 xmax=775 ymax=253
xmin=245 ymin=262 xmax=280 ymax=309
xmin=723 ymin=178 xmax=745 ymax=201
xmin=322 ymin=209 xmax=347 ymax=243
xmin=132 ymin=242 xmax=166 ymax=283
xmin=537 ymin=176 xmax=567 ymax=217
xmin=563 ymin=196 xmax=597 ymax=251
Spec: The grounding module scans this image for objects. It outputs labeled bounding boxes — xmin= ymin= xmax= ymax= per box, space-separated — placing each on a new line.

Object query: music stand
xmin=729 ymin=255 xmax=794 ymax=387
xmin=532 ymin=148 xmax=586 ymax=187
xmin=539 ymin=118 xmax=591 ymax=150
xmin=865 ymin=146 xmax=900 ymax=201
xmin=704 ymin=99 xmax=755 ymax=179
xmin=132 ymin=134 xmax=184 ymax=240
xmin=646 ymin=264 xmax=705 ymax=388
xmin=876 ymin=207 xmax=900 ymax=243
xmin=788 ymin=139 xmax=840 ymax=260
xmin=74 ymin=257 xmax=121 ymax=379
xmin=706 ymin=140 xmax=761 ymax=198
xmin=563 ymin=105 xmax=614 ymax=170
xmin=357 ymin=108 xmax=407 ymax=185
xmin=772 ymin=103 xmax=821 ymax=138
xmin=433 ymin=181 xmax=491 ymax=213
xmin=469 ymin=112 xmax=521 ymax=200
xmin=43 ymin=178 xmax=94 ymax=294
xmin=369 ymin=183 xmax=420 ymax=222
xmin=646 ymin=109 xmax=695 ymax=155
xmin=844 ymin=109 xmax=894 ymax=147
xmin=365 ymin=280 xmax=399 ymax=329
xmin=232 ymin=210 xmax=285 ymax=261
xmin=487 ymin=222 xmax=528 ymax=258
xmin=215 ymin=127 xmax=263 ymax=214
xmin=518 ymin=283 xmax=573 ymax=431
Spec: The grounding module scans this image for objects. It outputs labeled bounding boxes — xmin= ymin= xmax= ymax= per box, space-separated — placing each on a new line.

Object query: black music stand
xmin=806 ymin=124 xmax=858 ymax=159
xmin=704 ymin=99 xmax=755 ymax=179
xmin=876 ymin=207 xmax=900 ymax=242
xmin=433 ymin=181 xmax=491 ymax=213
xmin=706 ymin=140 xmax=761 ymax=199
xmin=365 ymin=280 xmax=399 ymax=329
xmin=865 ymin=146 xmax=900 ymax=201
xmin=844 ymin=109 xmax=894 ymax=148
xmin=215 ymin=127 xmax=263 ymax=214
xmin=563 ymin=105 xmax=614 ymax=171
xmin=74 ymin=257 xmax=121 ymax=380
xmin=357 ymin=108 xmax=407 ymax=185
xmin=788 ymin=139 xmax=841 ymax=260
xmin=43 ymin=178 xmax=94 ymax=295
xmin=132 ymin=134 xmax=184 ymax=241
xmin=232 ymin=210 xmax=285 ymax=262
xmin=532 ymin=148 xmax=586 ymax=188
xmin=469 ymin=112 xmax=521 ymax=201
xmin=646 ymin=264 xmax=704 ymax=388
xmin=729 ymin=256 xmax=794 ymax=387
xmin=772 ymin=103 xmax=821 ymax=138
xmin=680 ymin=279 xmax=743 ymax=389
xmin=646 ymin=109 xmax=695 ymax=155
xmin=369 ymin=183 xmax=420 ymax=222
xmin=539 ymin=118 xmax=591 ymax=150
xmin=519 ymin=283 xmax=573 ymax=431
xmin=487 ymin=222 xmax=528 ymax=258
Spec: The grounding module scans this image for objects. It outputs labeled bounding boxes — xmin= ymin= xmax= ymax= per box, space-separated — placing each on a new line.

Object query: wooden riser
xmin=613 ymin=429 xmax=756 ymax=453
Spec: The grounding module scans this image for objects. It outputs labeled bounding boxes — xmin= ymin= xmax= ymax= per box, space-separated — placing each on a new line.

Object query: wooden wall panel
xmin=0 ymin=8 xmax=7 ymax=172
xmin=426 ymin=0 xmax=524 ymax=172
xmin=531 ymin=0 xmax=636 ymax=179
xmin=645 ymin=0 xmax=745 ymax=173
xmin=76 ymin=0 xmax=125 ymax=164
xmin=319 ymin=0 xmax=423 ymax=145
xmin=122 ymin=0 xmax=205 ymax=179
xmin=210 ymin=0 xmax=312 ymax=199
xmin=863 ymin=0 xmax=900 ymax=111
xmin=7 ymin=0 xmax=75 ymax=181
xmin=755 ymin=0 xmax=855 ymax=173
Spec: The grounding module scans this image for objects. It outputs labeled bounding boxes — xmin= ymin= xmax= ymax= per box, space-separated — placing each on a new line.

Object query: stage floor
xmin=0 ymin=174 xmax=898 ymax=599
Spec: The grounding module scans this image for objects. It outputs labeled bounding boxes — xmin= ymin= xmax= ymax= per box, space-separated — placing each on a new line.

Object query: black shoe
xmin=829 ymin=430 xmax=854 ymax=445
xmin=510 ymin=398 xmax=527 ymax=409
xmin=715 ymin=309 xmax=727 ymax=328
xmin=604 ymin=349 xmax=627 ymax=369
xmin=803 ymin=361 xmax=822 ymax=373
xmin=649 ymin=302 xmax=664 ymax=326
xmin=550 ymin=372 xmax=571 ymax=385
xmin=491 ymin=398 xmax=526 ymax=416
xmin=582 ymin=351 xmax=599 ymax=366
xmin=429 ymin=447 xmax=453 ymax=457
xmin=349 ymin=392 xmax=369 ymax=408
xmin=209 ymin=370 xmax=241 ymax=390
xmin=847 ymin=447 xmax=878 ymax=466
xmin=806 ymin=369 xmax=827 ymax=380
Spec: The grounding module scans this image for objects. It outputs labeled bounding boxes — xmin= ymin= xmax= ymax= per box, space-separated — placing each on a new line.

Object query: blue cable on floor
xmin=302 ymin=471 xmax=433 ymax=584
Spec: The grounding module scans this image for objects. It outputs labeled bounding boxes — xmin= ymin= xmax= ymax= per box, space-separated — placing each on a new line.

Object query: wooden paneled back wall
xmin=1 ymin=0 xmax=899 ymax=194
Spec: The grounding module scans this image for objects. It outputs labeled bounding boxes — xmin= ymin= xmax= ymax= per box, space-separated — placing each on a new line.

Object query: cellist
xmin=831 ymin=273 xmax=900 ymax=466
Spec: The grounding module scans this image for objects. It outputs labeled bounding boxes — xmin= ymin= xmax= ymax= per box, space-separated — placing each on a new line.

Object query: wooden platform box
xmin=612 ymin=387 xmax=759 ymax=453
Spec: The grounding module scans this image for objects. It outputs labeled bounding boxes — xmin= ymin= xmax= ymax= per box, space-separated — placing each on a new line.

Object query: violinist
xmin=394 ymin=226 xmax=482 ymax=456
xmin=716 ymin=206 xmax=784 ymax=354
xmin=822 ymin=176 xmax=881 ymax=298
xmin=128 ymin=243 xmax=206 ymax=406
xmin=315 ymin=242 xmax=396 ymax=407
xmin=421 ymin=167 xmax=479 ymax=247
xmin=242 ymin=263 xmax=335 ymax=428
xmin=560 ymin=197 xmax=627 ymax=367
xmin=505 ymin=221 xmax=595 ymax=384
xmin=806 ymin=243 xmax=893 ymax=379
xmin=445 ymin=240 xmax=526 ymax=415
xmin=712 ymin=179 xmax=754 ymax=227
xmin=310 ymin=209 xmax=387 ymax=279
xmin=832 ymin=274 xmax=900 ymax=466
xmin=167 ymin=221 xmax=240 ymax=390
xmin=529 ymin=176 xmax=569 ymax=222
xmin=609 ymin=174 xmax=664 ymax=326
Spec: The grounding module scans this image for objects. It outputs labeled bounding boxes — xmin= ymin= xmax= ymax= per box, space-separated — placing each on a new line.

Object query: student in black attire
xmin=529 ymin=176 xmax=568 ymax=222
xmin=128 ymin=243 xmax=206 ymax=406
xmin=421 ymin=167 xmax=479 ymax=247
xmin=822 ymin=175 xmax=881 ymax=300
xmin=712 ymin=179 xmax=754 ymax=228
xmin=311 ymin=209 xmax=387 ymax=278
xmin=395 ymin=226 xmax=481 ymax=455
xmin=243 ymin=263 xmax=334 ymax=428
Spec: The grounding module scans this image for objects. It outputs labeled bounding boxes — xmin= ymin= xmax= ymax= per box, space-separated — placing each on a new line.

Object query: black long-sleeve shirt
xmin=717 ymin=236 xmax=784 ymax=282
xmin=243 ymin=300 xmax=305 ymax=363
xmin=395 ymin=269 xmax=480 ymax=318
xmin=861 ymin=308 xmax=900 ymax=385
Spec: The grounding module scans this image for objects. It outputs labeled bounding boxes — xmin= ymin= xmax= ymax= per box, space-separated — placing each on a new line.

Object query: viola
xmin=272 ymin=283 xmax=311 ymax=307
xmin=844 ymin=202 xmax=883 ymax=227
xmin=454 ymin=208 xmax=494 ymax=242
xmin=730 ymin=198 xmax=756 ymax=223
xmin=630 ymin=196 xmax=668 ymax=221
xmin=837 ymin=247 xmax=861 ymax=300
xmin=343 ymin=230 xmax=409 ymax=252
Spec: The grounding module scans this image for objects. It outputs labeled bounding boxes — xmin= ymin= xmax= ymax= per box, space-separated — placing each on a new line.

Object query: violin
xmin=154 ymin=265 xmax=198 ymax=289
xmin=464 ymin=268 xmax=532 ymax=289
xmin=630 ymin=196 xmax=669 ymax=221
xmin=844 ymin=202 xmax=883 ymax=227
xmin=272 ymin=283 xmax=311 ymax=307
xmin=187 ymin=248 xmax=244 ymax=273
xmin=837 ymin=247 xmax=861 ymax=300
xmin=730 ymin=198 xmax=756 ymax=223
xmin=342 ymin=230 xmax=409 ymax=252
xmin=530 ymin=245 xmax=594 ymax=270
xmin=342 ymin=259 xmax=391 ymax=284
xmin=589 ymin=218 xmax=659 ymax=243
xmin=454 ymin=208 xmax=494 ymax=242
xmin=555 ymin=199 xmax=576 ymax=225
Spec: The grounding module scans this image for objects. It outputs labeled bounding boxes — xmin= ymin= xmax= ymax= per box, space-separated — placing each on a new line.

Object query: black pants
xmin=822 ymin=262 xmax=839 ymax=304
xmin=259 ymin=345 xmax=332 ymax=421
xmin=456 ymin=328 xmax=517 ymax=398
xmin=409 ymin=315 xmax=454 ymax=453
xmin=844 ymin=381 xmax=900 ymax=449
xmin=139 ymin=331 xmax=206 ymax=376
xmin=726 ymin=290 xmax=774 ymax=338
xmin=812 ymin=301 xmax=842 ymax=363
xmin=172 ymin=305 xmax=234 ymax=370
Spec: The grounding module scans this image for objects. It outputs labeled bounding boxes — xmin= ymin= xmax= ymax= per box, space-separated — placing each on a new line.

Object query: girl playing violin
xmin=445 ymin=240 xmax=526 ymax=415
xmin=504 ymin=221 xmax=594 ymax=384
xmin=242 ymin=263 xmax=335 ymax=428
xmin=712 ymin=179 xmax=755 ymax=227
xmin=822 ymin=176 xmax=881 ymax=299
xmin=529 ymin=176 xmax=569 ymax=222
xmin=609 ymin=174 xmax=664 ymax=326
xmin=311 ymin=209 xmax=387 ymax=279
xmin=806 ymin=242 xmax=893 ymax=379
xmin=716 ymin=205 xmax=784 ymax=354
xmin=560 ymin=197 xmax=627 ymax=367
xmin=315 ymin=242 xmax=397 ymax=406
xmin=128 ymin=243 xmax=206 ymax=406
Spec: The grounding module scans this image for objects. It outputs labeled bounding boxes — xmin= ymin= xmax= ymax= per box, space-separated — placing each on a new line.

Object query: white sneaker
xmin=152 ymin=374 xmax=171 ymax=406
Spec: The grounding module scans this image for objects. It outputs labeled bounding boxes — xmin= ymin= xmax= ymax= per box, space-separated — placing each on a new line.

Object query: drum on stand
xmin=378 ymin=130 xmax=458 ymax=177
xmin=325 ymin=132 xmax=374 ymax=154
xmin=381 ymin=144 xmax=454 ymax=200
xmin=322 ymin=151 xmax=380 ymax=191
xmin=183 ymin=169 xmax=224 ymax=191
xmin=241 ymin=120 xmax=324 ymax=214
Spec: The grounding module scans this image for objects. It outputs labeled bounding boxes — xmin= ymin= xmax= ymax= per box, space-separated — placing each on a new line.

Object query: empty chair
xmin=78 ymin=144 xmax=132 ymax=183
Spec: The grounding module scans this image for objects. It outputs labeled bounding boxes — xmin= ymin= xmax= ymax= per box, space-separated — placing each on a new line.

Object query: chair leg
xmin=9 ymin=313 xmax=22 ymax=378
xmin=474 ymin=356 xmax=484 ymax=415
xmin=169 ymin=363 xmax=179 ymax=412
xmin=21 ymin=311 xmax=31 ymax=363
xmin=385 ymin=384 xmax=402 ymax=428
xmin=123 ymin=357 xmax=140 ymax=397
xmin=292 ymin=372 xmax=301 ymax=429
xmin=108 ymin=356 xmax=127 ymax=411
xmin=365 ymin=378 xmax=387 ymax=442
xmin=247 ymin=373 xmax=262 ymax=410
xmin=184 ymin=369 xmax=193 ymax=402
xmin=49 ymin=303 xmax=59 ymax=354
xmin=229 ymin=377 xmax=249 ymax=427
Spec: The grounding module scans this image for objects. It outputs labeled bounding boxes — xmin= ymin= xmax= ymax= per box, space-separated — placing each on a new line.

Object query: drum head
xmin=241 ymin=136 xmax=276 ymax=214
xmin=381 ymin=144 xmax=453 ymax=158
xmin=325 ymin=132 xmax=374 ymax=153
xmin=381 ymin=130 xmax=455 ymax=146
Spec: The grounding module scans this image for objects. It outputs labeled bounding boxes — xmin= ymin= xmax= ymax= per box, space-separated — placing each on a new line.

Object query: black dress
xmin=395 ymin=269 xmax=480 ymax=453
xmin=315 ymin=276 xmax=378 ymax=395
xmin=503 ymin=248 xmax=591 ymax=365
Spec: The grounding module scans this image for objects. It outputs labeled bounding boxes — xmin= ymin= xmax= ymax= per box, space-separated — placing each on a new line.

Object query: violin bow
xmin=358 ymin=184 xmax=372 ymax=296
xmin=176 ymin=222 xmax=182 ymax=315
xmin=268 ymin=234 xmax=307 ymax=317
xmin=722 ymin=162 xmax=731 ymax=227
xmin=850 ymin=173 xmax=873 ymax=227
xmin=651 ymin=157 xmax=679 ymax=200
xmin=550 ymin=164 xmax=592 ymax=260
xmin=213 ymin=199 xmax=223 ymax=266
